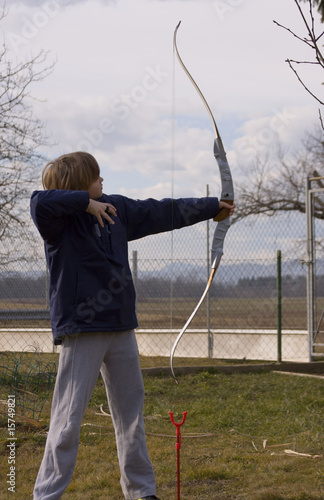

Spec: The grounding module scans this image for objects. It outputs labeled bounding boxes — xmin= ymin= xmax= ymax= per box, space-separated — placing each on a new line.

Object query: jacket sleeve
xmin=114 ymin=196 xmax=220 ymax=241
xmin=30 ymin=189 xmax=90 ymax=239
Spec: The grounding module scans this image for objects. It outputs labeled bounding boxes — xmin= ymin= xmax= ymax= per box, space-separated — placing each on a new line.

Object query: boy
xmin=30 ymin=151 xmax=234 ymax=500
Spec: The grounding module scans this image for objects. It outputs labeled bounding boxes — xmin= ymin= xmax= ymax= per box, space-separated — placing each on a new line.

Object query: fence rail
xmin=0 ymin=310 xmax=50 ymax=320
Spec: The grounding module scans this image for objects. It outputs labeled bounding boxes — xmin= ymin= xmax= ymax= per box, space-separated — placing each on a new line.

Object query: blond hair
xmin=42 ymin=151 xmax=100 ymax=190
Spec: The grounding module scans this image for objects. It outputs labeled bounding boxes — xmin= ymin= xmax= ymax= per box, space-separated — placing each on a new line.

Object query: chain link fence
xmin=1 ymin=198 xmax=319 ymax=363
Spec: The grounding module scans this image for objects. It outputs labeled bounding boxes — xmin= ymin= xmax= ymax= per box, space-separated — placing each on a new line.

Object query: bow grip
xmin=213 ymin=200 xmax=233 ymax=222
xmin=213 ymin=138 xmax=234 ymax=221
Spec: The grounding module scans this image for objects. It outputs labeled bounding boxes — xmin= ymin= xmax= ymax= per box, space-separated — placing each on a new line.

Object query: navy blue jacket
xmin=30 ymin=190 xmax=220 ymax=344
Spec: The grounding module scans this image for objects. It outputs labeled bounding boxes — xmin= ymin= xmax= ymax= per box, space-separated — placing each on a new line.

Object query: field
xmin=1 ymin=353 xmax=324 ymax=499
xmin=3 ymin=296 xmax=323 ymax=360
xmin=136 ymin=297 xmax=313 ymax=334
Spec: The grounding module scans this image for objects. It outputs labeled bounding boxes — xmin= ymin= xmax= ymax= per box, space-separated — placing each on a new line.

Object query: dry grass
xmin=1 ymin=296 xmax=321 ymax=330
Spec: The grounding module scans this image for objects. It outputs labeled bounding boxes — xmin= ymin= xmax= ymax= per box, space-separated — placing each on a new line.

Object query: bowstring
xmin=170 ymin=30 xmax=177 ymax=333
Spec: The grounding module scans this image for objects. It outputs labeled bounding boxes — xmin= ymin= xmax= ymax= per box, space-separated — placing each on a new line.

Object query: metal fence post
xmin=206 ymin=185 xmax=213 ymax=358
xmin=306 ymin=176 xmax=314 ymax=362
xmin=132 ymin=250 xmax=138 ymax=316
xmin=277 ymin=250 xmax=282 ymax=363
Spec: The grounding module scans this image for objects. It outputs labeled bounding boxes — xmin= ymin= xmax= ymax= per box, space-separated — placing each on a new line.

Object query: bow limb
xmin=170 ymin=269 xmax=216 ymax=383
xmin=173 ymin=21 xmax=221 ymax=143
xmin=170 ymin=21 xmax=234 ymax=383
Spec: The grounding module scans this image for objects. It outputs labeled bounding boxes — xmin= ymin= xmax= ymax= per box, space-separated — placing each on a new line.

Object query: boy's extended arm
xmin=117 ymin=196 xmax=221 ymax=241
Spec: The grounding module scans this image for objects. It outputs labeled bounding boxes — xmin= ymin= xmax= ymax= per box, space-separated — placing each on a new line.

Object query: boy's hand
xmin=214 ymin=201 xmax=235 ymax=222
xmin=86 ymin=199 xmax=117 ymax=227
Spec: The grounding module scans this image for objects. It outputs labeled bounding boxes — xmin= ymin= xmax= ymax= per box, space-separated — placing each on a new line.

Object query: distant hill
xmin=136 ymin=258 xmax=310 ymax=285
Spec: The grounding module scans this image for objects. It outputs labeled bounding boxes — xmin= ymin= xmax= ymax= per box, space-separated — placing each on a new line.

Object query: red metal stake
xmin=169 ymin=411 xmax=187 ymax=500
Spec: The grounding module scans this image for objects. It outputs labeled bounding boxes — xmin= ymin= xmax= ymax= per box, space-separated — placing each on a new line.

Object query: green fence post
xmin=277 ymin=250 xmax=282 ymax=362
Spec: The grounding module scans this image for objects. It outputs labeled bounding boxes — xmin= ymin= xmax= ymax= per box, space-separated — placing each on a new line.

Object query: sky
xmin=1 ymin=0 xmax=322 ymax=264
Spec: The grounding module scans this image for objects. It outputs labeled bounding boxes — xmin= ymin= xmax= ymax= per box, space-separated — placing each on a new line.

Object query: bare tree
xmin=234 ymin=126 xmax=324 ymax=223
xmin=274 ymin=0 xmax=324 ymax=125
xmin=0 ymin=6 xmax=55 ymax=265
xmin=234 ymin=2 xmax=324 ymax=226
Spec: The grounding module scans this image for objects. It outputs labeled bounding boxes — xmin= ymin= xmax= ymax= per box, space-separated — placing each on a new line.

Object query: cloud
xmin=232 ymin=105 xmax=318 ymax=164
xmin=2 ymin=0 xmax=322 ymax=204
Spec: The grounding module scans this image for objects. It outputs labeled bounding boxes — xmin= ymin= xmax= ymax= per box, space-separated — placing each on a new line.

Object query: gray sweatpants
xmin=33 ymin=330 xmax=156 ymax=500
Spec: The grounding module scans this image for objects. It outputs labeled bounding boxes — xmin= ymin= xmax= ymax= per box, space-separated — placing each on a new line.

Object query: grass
xmin=1 ymin=360 xmax=324 ymax=499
